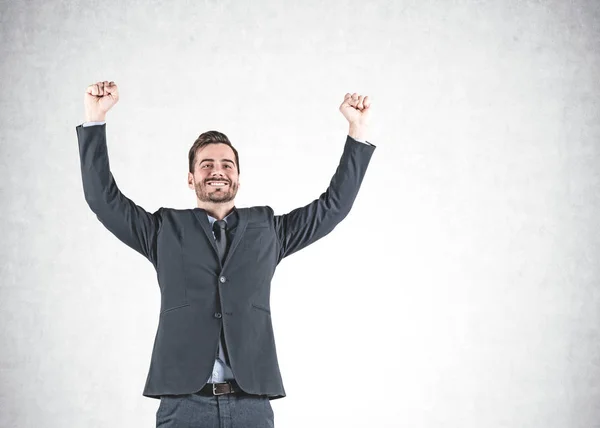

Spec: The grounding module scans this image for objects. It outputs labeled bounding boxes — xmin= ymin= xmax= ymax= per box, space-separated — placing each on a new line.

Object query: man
xmin=77 ymin=80 xmax=376 ymax=427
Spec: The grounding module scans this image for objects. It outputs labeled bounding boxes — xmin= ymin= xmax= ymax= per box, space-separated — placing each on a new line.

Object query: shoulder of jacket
xmin=238 ymin=205 xmax=275 ymax=221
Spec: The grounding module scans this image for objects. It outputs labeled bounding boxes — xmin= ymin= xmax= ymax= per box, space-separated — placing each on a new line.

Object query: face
xmin=188 ymin=143 xmax=240 ymax=203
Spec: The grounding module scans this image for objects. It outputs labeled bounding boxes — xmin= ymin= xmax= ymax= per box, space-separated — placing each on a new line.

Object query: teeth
xmin=208 ymin=182 xmax=227 ymax=186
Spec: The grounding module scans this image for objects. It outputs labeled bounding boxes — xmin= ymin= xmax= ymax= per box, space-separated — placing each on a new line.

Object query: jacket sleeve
xmin=76 ymin=124 xmax=161 ymax=266
xmin=272 ymin=135 xmax=375 ymax=261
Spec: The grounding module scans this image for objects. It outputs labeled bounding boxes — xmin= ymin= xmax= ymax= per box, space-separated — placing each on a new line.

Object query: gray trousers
xmin=156 ymin=393 xmax=275 ymax=428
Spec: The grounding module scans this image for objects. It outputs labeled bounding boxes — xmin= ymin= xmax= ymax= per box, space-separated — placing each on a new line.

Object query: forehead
xmin=195 ymin=143 xmax=235 ymax=163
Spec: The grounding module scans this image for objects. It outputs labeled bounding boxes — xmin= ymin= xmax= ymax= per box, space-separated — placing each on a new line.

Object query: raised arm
xmin=77 ymin=81 xmax=161 ymax=265
xmin=273 ymin=93 xmax=375 ymax=260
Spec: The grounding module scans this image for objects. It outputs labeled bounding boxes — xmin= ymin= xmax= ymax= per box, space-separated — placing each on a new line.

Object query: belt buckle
xmin=212 ymin=382 xmax=229 ymax=396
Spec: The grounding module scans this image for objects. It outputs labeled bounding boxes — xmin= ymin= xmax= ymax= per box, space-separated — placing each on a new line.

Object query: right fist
xmin=84 ymin=81 xmax=119 ymax=122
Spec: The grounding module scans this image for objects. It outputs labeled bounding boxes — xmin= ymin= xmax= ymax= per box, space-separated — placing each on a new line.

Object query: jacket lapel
xmin=223 ymin=208 xmax=247 ymax=269
xmin=193 ymin=208 xmax=220 ymax=258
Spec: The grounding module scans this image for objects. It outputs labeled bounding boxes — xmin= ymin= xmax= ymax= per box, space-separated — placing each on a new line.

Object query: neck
xmin=196 ymin=200 xmax=235 ymax=220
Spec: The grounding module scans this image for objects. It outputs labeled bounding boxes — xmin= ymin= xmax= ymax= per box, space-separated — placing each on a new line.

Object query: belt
xmin=196 ymin=381 xmax=246 ymax=397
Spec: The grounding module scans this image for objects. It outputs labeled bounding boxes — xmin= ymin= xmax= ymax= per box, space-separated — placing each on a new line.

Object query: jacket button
xmin=219 ymin=276 xmax=226 ymax=283
xmin=214 ymin=312 xmax=222 ymax=319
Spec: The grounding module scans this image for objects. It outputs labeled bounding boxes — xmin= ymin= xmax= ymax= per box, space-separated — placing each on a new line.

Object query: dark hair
xmin=188 ymin=131 xmax=240 ymax=174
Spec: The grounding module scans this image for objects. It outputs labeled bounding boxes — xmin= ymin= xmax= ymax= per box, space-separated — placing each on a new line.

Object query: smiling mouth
xmin=206 ymin=181 xmax=229 ymax=187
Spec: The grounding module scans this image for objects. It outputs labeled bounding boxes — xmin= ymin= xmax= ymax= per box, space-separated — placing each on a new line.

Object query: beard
xmin=194 ymin=179 xmax=238 ymax=203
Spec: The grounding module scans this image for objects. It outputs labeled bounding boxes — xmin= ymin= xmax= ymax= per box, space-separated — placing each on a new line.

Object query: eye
xmin=225 ymin=164 xmax=232 ymax=169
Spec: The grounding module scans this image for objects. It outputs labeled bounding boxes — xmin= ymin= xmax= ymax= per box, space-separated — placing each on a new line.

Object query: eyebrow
xmin=199 ymin=158 xmax=235 ymax=165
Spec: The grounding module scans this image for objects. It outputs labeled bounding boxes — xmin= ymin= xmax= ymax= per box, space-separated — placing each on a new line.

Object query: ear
xmin=187 ymin=172 xmax=194 ymax=190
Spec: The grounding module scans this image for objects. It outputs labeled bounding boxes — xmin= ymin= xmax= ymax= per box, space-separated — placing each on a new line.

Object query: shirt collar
xmin=206 ymin=207 xmax=238 ymax=228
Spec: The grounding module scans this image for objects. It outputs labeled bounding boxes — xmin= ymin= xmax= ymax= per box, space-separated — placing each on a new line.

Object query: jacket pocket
xmin=251 ymin=303 xmax=271 ymax=314
xmin=246 ymin=222 xmax=269 ymax=229
xmin=160 ymin=303 xmax=190 ymax=315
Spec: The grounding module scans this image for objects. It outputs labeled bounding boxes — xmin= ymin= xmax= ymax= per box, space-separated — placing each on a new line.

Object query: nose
xmin=208 ymin=167 xmax=227 ymax=180
xmin=209 ymin=164 xmax=225 ymax=175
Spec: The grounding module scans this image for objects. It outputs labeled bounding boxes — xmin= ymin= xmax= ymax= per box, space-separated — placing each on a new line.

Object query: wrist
xmin=348 ymin=123 xmax=368 ymax=141
xmin=85 ymin=114 xmax=106 ymax=122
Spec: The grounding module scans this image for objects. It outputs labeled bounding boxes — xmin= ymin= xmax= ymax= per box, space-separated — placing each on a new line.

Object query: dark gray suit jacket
xmin=76 ymin=124 xmax=375 ymax=399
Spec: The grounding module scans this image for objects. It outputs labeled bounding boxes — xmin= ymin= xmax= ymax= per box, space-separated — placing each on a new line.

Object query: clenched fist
xmin=84 ymin=81 xmax=119 ymax=122
xmin=339 ymin=92 xmax=371 ymax=141
xmin=339 ymin=93 xmax=371 ymax=126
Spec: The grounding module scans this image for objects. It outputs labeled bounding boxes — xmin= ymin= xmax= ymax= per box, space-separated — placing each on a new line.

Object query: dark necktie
xmin=213 ymin=220 xmax=228 ymax=263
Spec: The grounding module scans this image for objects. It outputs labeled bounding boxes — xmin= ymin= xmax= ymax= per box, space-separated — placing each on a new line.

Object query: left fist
xmin=339 ymin=93 xmax=371 ymax=126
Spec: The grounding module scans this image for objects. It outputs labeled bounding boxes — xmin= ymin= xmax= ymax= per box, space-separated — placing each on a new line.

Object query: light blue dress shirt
xmin=205 ymin=211 xmax=236 ymax=383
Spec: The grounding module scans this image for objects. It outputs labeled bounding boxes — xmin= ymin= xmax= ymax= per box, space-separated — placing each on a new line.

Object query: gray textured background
xmin=1 ymin=0 xmax=599 ymax=427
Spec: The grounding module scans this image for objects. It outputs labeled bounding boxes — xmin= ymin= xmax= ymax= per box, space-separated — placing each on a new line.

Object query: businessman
xmin=77 ymin=81 xmax=376 ymax=427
